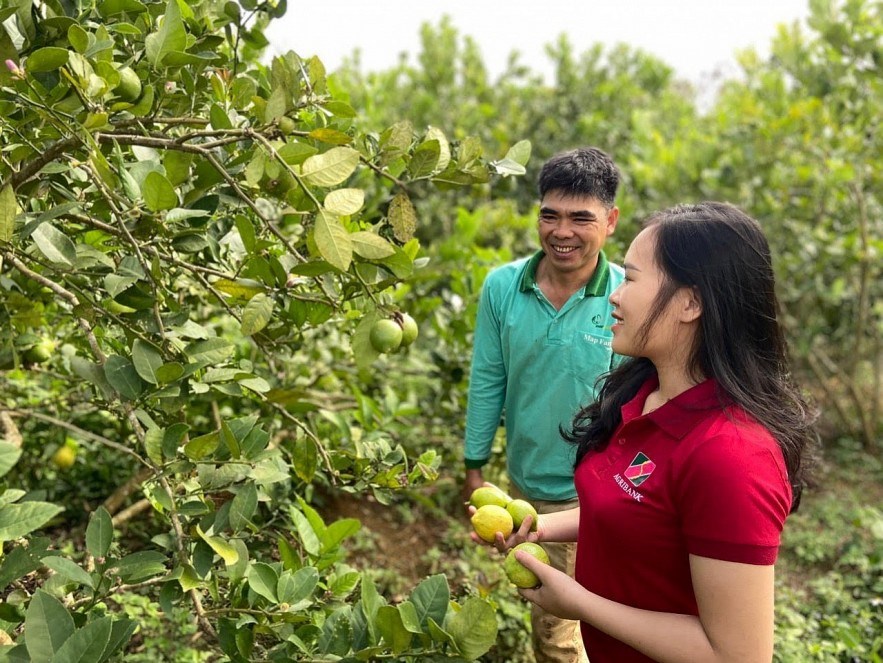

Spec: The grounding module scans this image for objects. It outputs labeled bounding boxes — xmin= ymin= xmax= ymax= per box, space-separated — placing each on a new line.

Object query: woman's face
xmin=609 ymin=227 xmax=696 ymax=363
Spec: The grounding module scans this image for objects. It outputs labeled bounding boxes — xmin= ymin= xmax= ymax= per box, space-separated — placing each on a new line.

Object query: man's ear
xmin=679 ymin=286 xmax=702 ymax=323
xmin=605 ymin=206 xmax=620 ymax=236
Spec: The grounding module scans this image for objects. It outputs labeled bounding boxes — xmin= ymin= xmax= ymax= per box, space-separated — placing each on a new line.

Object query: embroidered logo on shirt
xmin=592 ymin=313 xmax=603 ymax=327
xmin=623 ymin=452 xmax=656 ymax=487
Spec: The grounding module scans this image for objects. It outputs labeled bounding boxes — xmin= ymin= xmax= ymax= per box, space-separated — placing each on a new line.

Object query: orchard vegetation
xmin=0 ymin=0 xmax=880 ymax=661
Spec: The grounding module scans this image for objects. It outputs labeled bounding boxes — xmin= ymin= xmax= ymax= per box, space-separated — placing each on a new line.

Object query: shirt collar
xmin=519 ymin=250 xmax=611 ymax=297
xmin=621 ymin=375 xmax=727 ymax=440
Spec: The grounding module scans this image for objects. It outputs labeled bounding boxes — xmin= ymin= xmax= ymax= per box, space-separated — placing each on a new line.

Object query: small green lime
xmin=114 ymin=66 xmax=142 ymax=102
xmin=398 ymin=313 xmax=419 ymax=347
xmin=469 ymin=485 xmax=512 ymax=509
xmin=24 ymin=339 xmax=55 ymax=364
xmin=504 ymin=542 xmax=550 ymax=588
xmin=369 ymin=319 xmax=403 ymax=353
xmin=506 ymin=499 xmax=538 ymax=531
xmin=471 ymin=504 xmax=513 ymax=543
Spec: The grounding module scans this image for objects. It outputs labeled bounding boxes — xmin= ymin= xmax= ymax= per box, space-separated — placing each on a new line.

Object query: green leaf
xmin=410 ymin=574 xmax=449 ymax=629
xmin=103 ymin=619 xmax=137 ymax=662
xmin=318 ymin=607 xmax=352 ymax=656
xmin=103 ymin=355 xmax=144 ymax=400
xmin=301 ymin=147 xmax=360 ymax=187
xmin=491 ymin=157 xmax=526 ymax=177
xmin=245 ymin=562 xmax=278 ymax=602
xmin=504 ymin=139 xmax=532 ymax=166
xmin=112 ymin=551 xmax=167 ymax=582
xmin=48 ymin=616 xmax=112 ymax=663
xmin=323 ymin=188 xmax=364 ymax=215
xmin=278 ymin=566 xmax=318 ymax=609
xmin=240 ymin=293 xmax=274 ymax=336
xmin=132 ymin=339 xmax=163 ymax=384
xmin=0 ymin=441 xmax=22 ymax=479
xmin=85 ymin=507 xmax=113 ymax=558
xmin=196 ymin=526 xmax=240 ymax=566
xmin=26 ymin=47 xmax=69 ymax=73
xmin=376 ymin=605 xmax=412 ymax=655
xmin=425 ymin=127 xmax=451 ymax=172
xmin=183 ymin=431 xmax=219 ymax=460
xmin=0 ymin=184 xmax=18 ymax=243
xmin=292 ymin=437 xmax=317 ymax=482
xmin=308 ymin=128 xmax=352 ymax=145
xmin=24 ymin=590 xmax=75 ymax=662
xmin=352 ymin=310 xmax=380 ymax=371
xmin=397 ymin=601 xmax=423 ymax=634
xmin=145 ymin=0 xmax=186 ymax=67
xmin=41 ymin=557 xmax=94 ymax=589
xmin=289 ymin=507 xmax=321 ymax=557
xmin=314 ymin=210 xmax=352 ymax=272
xmin=32 ymin=223 xmax=77 ymax=268
xmin=143 ymin=171 xmax=178 ymax=211
xmin=185 ymin=338 xmax=234 ymax=366
xmin=351 ymin=231 xmax=395 ymax=260
xmin=0 ymin=502 xmax=63 ymax=540
xmin=387 ymin=192 xmax=416 ymax=242
xmin=229 ymin=483 xmax=257 ymax=532
xmin=322 ymin=518 xmax=360 ymax=551
xmin=408 ymin=140 xmax=440 ymax=178
xmin=446 ymin=597 xmax=497 ymax=660
xmin=213 ymin=278 xmax=265 ymax=300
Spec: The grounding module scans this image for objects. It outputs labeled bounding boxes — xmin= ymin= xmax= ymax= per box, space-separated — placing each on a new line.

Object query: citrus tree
xmin=0 ymin=0 xmax=530 ymax=659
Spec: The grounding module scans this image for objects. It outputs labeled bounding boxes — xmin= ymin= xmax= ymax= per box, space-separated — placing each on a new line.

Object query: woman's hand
xmin=517 ymin=550 xmax=587 ymax=622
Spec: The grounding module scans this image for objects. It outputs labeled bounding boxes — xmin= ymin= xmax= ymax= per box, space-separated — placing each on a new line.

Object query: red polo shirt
xmin=574 ymin=376 xmax=792 ymax=662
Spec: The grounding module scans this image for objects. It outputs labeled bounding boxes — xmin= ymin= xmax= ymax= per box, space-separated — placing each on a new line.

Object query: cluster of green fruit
xmin=369 ymin=312 xmax=418 ymax=354
xmin=468 ymin=486 xmax=550 ymax=589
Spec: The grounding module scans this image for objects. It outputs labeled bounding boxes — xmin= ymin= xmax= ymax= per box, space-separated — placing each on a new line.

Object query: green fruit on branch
xmin=504 ymin=542 xmax=550 ymax=588
xmin=369 ymin=318 xmax=403 ymax=353
xmin=398 ymin=312 xmax=419 ymax=347
xmin=114 ymin=66 xmax=142 ymax=102
xmin=506 ymin=499 xmax=538 ymax=531
xmin=24 ymin=338 xmax=56 ymax=364
xmin=469 ymin=485 xmax=512 ymax=509
xmin=277 ymin=116 xmax=296 ymax=135
xmin=471 ymin=504 xmax=513 ymax=543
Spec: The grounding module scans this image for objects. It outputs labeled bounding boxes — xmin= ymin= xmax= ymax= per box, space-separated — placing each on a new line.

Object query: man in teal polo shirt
xmin=463 ymin=147 xmax=623 ymax=663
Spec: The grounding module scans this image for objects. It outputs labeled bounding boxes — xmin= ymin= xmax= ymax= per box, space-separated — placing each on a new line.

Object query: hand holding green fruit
xmin=504 ymin=542 xmax=550 ymax=588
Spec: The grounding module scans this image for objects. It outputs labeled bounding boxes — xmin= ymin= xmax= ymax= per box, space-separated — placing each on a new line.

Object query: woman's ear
xmin=678 ymin=286 xmax=702 ymax=323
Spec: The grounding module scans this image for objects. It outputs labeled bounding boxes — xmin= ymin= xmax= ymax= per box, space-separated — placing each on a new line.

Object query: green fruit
xmin=369 ymin=319 xmax=403 ymax=353
xmin=506 ymin=499 xmax=538 ymax=531
xmin=504 ymin=542 xmax=550 ymax=588
xmin=114 ymin=66 xmax=142 ymax=102
xmin=278 ymin=116 xmax=296 ymax=134
xmin=398 ymin=313 xmax=419 ymax=347
xmin=469 ymin=485 xmax=512 ymax=509
xmin=51 ymin=445 xmax=76 ymax=470
xmin=24 ymin=339 xmax=55 ymax=364
xmin=471 ymin=504 xmax=513 ymax=543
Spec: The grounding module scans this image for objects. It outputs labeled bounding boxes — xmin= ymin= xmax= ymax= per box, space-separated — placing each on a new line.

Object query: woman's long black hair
xmin=566 ymin=202 xmax=816 ymax=511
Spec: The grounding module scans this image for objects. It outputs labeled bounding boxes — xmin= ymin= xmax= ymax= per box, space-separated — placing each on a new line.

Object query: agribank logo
xmin=623 ymin=452 xmax=656 ymax=487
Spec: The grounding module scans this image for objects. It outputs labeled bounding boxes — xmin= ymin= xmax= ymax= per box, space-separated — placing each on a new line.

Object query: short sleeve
xmin=676 ymin=427 xmax=792 ymax=565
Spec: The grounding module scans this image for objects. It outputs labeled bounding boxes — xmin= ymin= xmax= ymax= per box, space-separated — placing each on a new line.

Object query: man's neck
xmin=536 ymin=254 xmax=599 ymax=309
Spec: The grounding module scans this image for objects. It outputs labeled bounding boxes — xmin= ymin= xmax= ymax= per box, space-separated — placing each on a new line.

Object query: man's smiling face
xmin=537 ymin=191 xmax=618 ymax=279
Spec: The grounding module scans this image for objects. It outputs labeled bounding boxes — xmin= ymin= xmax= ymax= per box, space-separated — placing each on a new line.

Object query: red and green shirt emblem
xmin=623 ymin=452 xmax=656 ymax=487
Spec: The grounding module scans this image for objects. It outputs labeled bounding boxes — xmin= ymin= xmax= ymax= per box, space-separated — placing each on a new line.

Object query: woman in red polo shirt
xmin=508 ymin=202 xmax=815 ymax=662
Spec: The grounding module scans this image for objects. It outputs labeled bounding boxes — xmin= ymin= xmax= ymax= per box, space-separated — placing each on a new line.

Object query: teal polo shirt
xmin=464 ymin=251 xmax=624 ymax=502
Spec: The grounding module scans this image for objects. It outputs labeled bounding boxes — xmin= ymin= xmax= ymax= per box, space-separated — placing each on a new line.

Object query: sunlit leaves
xmin=144 ymin=0 xmax=186 ymax=67
xmin=314 ymin=209 xmax=352 ymax=271
xmin=31 ymin=223 xmax=76 ymax=267
xmin=240 ymin=293 xmax=274 ymax=336
xmin=0 ymin=184 xmax=17 ymax=243
xmin=301 ymin=147 xmax=360 ymax=187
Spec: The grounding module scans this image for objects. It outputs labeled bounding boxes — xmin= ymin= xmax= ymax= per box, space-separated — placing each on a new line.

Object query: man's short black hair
xmin=538 ymin=147 xmax=620 ymax=208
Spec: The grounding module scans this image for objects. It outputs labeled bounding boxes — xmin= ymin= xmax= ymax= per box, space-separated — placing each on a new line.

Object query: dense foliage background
xmin=0 ymin=0 xmax=880 ymax=660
